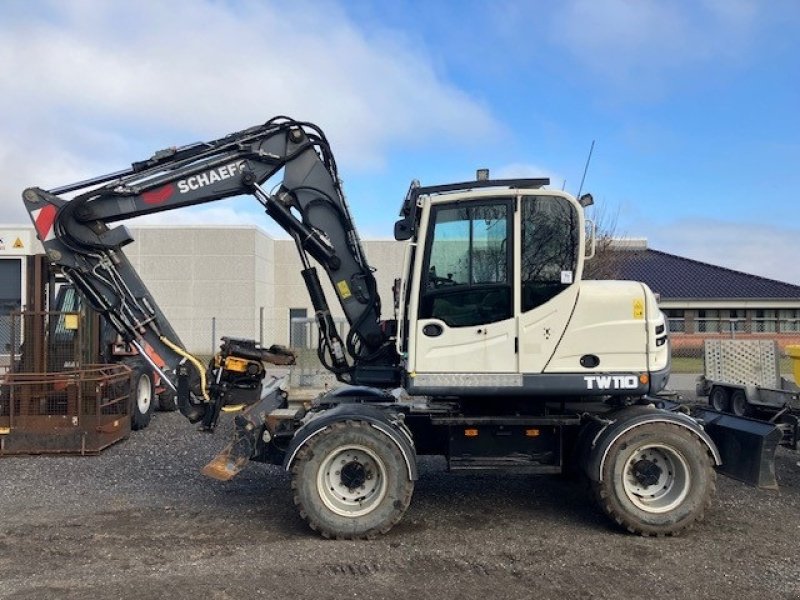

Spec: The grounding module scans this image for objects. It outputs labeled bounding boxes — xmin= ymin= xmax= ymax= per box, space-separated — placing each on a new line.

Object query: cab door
xmin=413 ymin=199 xmax=517 ymax=374
xmin=517 ymin=194 xmax=582 ymax=374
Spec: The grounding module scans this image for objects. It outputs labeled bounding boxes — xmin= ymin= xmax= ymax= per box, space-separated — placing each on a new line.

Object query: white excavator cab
xmin=396 ymin=180 xmax=668 ymax=397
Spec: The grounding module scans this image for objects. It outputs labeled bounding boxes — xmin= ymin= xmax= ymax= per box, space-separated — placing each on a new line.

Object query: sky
xmin=1 ymin=0 xmax=799 ymax=282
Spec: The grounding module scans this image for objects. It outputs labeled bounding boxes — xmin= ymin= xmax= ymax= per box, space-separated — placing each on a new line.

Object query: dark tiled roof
xmin=597 ymin=248 xmax=800 ymax=300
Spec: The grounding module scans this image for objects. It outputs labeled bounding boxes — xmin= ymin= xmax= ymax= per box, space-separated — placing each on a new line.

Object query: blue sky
xmin=1 ymin=0 xmax=799 ymax=281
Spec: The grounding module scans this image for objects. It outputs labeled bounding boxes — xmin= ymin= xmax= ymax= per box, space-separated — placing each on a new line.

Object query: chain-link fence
xmin=0 ymin=314 xmax=21 ymax=376
xmin=287 ymin=316 xmax=348 ymax=388
xmin=666 ymin=313 xmax=800 ymax=397
xmin=197 ymin=315 xmax=347 ymax=389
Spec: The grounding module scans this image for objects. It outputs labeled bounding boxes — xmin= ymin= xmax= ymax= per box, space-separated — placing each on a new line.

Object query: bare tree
xmin=582 ymin=202 xmax=626 ymax=280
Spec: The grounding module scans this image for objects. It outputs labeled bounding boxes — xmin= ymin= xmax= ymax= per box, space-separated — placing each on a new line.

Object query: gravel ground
xmin=1 ymin=411 xmax=799 ymax=600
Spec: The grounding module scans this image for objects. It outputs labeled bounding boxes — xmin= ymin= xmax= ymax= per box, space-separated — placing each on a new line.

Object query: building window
xmin=725 ymin=309 xmax=746 ymax=334
xmin=664 ymin=309 xmax=685 ymax=333
xmin=696 ymin=309 xmax=720 ymax=333
xmin=779 ymin=309 xmax=800 ymax=333
xmin=752 ymin=309 xmax=777 ymax=333
xmin=289 ymin=308 xmax=308 ymax=348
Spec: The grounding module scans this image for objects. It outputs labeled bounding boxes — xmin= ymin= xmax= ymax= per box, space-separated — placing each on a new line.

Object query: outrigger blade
xmin=693 ymin=408 xmax=783 ymax=489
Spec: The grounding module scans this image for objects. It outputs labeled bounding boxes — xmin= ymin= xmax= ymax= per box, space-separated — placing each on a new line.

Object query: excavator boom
xmin=23 ymin=117 xmax=399 ymax=424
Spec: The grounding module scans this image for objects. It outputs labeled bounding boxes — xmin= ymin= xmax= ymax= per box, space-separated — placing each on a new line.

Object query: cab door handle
xmin=422 ymin=323 xmax=443 ymax=337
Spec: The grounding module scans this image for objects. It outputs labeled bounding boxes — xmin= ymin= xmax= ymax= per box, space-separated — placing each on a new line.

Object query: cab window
xmin=521 ymin=195 xmax=579 ymax=312
xmin=420 ymin=200 xmax=512 ymax=327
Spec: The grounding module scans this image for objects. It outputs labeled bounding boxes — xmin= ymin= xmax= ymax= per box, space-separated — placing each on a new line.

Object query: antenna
xmin=576 ymin=139 xmax=595 ymax=201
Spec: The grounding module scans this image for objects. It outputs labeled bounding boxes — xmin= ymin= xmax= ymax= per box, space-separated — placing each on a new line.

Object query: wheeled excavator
xmin=22 ymin=116 xmax=782 ymax=538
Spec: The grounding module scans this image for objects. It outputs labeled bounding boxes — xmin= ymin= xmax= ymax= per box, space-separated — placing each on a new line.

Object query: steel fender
xmin=283 ymin=403 xmax=417 ymax=480
xmin=583 ymin=408 xmax=722 ymax=483
xmin=327 ymin=385 xmax=389 ymax=400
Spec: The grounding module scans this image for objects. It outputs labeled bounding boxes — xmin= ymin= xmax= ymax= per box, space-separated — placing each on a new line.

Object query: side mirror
xmin=394 ymin=218 xmax=413 ymax=241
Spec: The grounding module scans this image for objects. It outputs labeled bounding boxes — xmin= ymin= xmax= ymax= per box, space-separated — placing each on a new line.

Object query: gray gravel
xmin=1 ymin=411 xmax=799 ymax=600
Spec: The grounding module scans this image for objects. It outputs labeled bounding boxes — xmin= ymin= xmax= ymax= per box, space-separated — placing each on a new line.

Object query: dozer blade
xmin=693 ymin=408 xmax=783 ymax=489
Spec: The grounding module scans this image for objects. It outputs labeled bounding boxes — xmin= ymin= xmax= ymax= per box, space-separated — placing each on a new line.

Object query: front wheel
xmin=291 ymin=420 xmax=414 ymax=539
xmin=128 ymin=363 xmax=154 ymax=431
xmin=593 ymin=423 xmax=716 ymax=536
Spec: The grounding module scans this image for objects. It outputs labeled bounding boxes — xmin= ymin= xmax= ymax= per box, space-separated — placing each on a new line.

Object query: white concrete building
xmin=0 ymin=224 xmax=405 ymax=355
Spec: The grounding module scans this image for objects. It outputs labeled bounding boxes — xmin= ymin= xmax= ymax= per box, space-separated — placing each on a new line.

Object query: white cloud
xmin=551 ymin=0 xmax=760 ymax=85
xmin=0 ymin=0 xmax=497 ymax=223
xmin=645 ymin=218 xmax=800 ymax=285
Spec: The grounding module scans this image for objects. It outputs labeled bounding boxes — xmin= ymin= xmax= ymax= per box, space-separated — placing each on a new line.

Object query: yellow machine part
xmin=785 ymin=345 xmax=800 ymax=385
xmin=223 ymin=356 xmax=251 ymax=373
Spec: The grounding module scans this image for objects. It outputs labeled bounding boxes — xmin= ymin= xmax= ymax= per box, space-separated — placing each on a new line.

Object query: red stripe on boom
xmin=142 ymin=185 xmax=175 ymax=205
xmin=34 ymin=204 xmax=57 ymax=240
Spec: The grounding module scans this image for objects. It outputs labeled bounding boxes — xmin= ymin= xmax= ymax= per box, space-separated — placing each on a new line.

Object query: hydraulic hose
xmin=159 ymin=335 xmax=210 ymax=402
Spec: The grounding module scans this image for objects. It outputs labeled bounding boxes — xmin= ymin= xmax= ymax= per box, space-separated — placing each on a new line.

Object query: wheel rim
xmin=622 ymin=443 xmax=690 ymax=514
xmin=136 ymin=374 xmax=152 ymax=414
xmin=317 ymin=444 xmax=388 ymax=518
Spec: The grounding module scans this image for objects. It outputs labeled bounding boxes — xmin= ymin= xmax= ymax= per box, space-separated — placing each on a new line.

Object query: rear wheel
xmin=730 ymin=390 xmax=752 ymax=417
xmin=291 ymin=420 xmax=414 ymax=539
xmin=128 ymin=363 xmax=154 ymax=431
xmin=709 ymin=386 xmax=730 ymax=412
xmin=593 ymin=423 xmax=715 ymax=536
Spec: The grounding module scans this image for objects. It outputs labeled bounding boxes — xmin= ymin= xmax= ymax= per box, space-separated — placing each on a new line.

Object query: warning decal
xmin=32 ymin=204 xmax=57 ymax=241
xmin=336 ymin=280 xmax=352 ymax=300
xmin=633 ymin=298 xmax=645 ymax=320
xmin=12 ymin=237 xmax=24 ymax=249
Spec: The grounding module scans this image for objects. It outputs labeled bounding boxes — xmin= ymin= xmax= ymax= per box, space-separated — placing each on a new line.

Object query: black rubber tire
xmin=593 ymin=423 xmax=716 ymax=536
xmin=128 ymin=363 xmax=154 ymax=431
xmin=157 ymin=390 xmax=178 ymax=412
xmin=291 ymin=420 xmax=414 ymax=539
xmin=709 ymin=386 xmax=730 ymax=412
xmin=730 ymin=390 xmax=752 ymax=417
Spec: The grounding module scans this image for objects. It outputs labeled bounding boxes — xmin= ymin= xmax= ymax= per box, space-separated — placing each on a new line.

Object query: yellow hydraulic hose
xmin=159 ymin=336 xmax=210 ymax=402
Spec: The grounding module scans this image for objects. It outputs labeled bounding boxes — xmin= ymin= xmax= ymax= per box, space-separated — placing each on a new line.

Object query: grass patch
xmin=670 ymin=356 xmax=703 ymax=373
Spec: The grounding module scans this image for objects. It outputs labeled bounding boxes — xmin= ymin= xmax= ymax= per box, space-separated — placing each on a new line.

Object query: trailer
xmin=693 ymin=339 xmax=799 ymax=487
xmin=697 ymin=339 xmax=799 ymax=416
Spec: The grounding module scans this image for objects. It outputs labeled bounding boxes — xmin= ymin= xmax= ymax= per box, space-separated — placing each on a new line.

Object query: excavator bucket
xmin=201 ymin=443 xmax=250 ymax=481
xmin=692 ymin=408 xmax=784 ymax=489
xmin=201 ymin=376 xmax=287 ymax=481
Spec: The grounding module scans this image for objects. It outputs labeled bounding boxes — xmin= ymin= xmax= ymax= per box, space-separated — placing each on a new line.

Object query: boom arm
xmin=22 ymin=117 xmax=399 ymax=421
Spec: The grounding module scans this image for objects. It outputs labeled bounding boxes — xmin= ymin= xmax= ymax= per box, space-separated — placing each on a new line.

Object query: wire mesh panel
xmin=0 ymin=365 xmax=131 ymax=455
xmin=9 ymin=311 xmax=87 ymax=375
xmin=703 ymin=340 xmax=780 ymax=388
xmin=0 ymin=314 xmax=21 ymax=377
xmin=0 ymin=309 xmax=130 ymax=455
